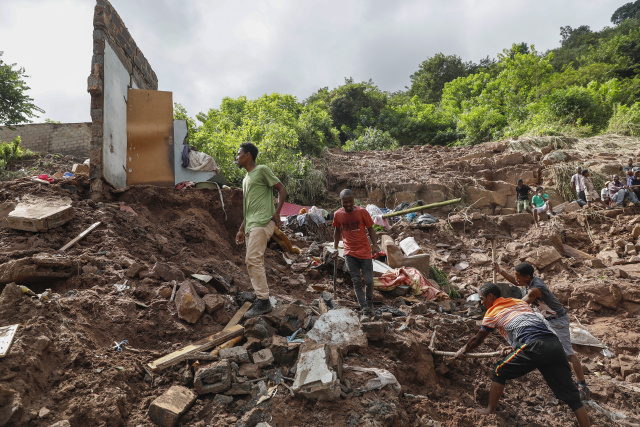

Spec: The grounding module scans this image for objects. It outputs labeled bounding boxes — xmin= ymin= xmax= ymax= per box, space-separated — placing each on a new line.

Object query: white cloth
xmin=570 ymin=173 xmax=584 ymax=192
xmin=187 ymin=151 xmax=219 ymax=173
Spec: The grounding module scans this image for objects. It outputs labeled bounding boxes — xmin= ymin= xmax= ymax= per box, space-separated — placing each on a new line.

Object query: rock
xmin=0 ymin=384 xmax=21 ymax=426
xmin=38 ymin=407 xmax=51 ymax=418
xmin=626 ymin=373 xmax=640 ymax=383
xmin=213 ymin=394 xmax=234 ymax=406
xmin=505 ymin=242 xmax=523 ymax=253
xmin=362 ymin=322 xmax=385 ymax=341
xmin=252 ymin=349 xmax=274 ymax=368
xmin=148 ymin=385 xmax=197 ymax=427
xmin=34 ymin=336 xmax=51 ymax=353
xmin=525 ymin=246 xmax=562 ymax=269
xmin=125 ymin=262 xmax=145 ymax=278
xmin=542 ymin=150 xmax=568 ymax=165
xmin=633 ymin=225 xmax=640 ymax=240
xmin=597 ymin=248 xmax=620 ymax=266
xmin=587 ymin=259 xmax=606 ymax=269
xmin=82 ymin=264 xmax=98 ymax=275
xmin=153 ymin=262 xmax=185 ymax=282
xmin=202 ymin=294 xmax=225 ymax=314
xmin=626 ymin=242 xmax=637 ymax=255
xmin=470 ymin=253 xmax=491 ymax=266
xmin=49 ymin=421 xmax=71 ymax=427
xmin=454 ymin=261 xmax=470 ymax=271
xmin=238 ymin=363 xmax=262 ymax=379
xmin=7 ymin=196 xmax=74 ymax=232
xmin=381 ymin=312 xmax=393 ymax=321
xmin=175 ymin=282 xmax=205 ymax=324
xmin=613 ymin=268 xmax=629 ymax=278
xmin=193 ymin=360 xmax=232 ymax=395
xmin=619 ymin=355 xmax=640 ymax=378
xmin=219 ymin=346 xmax=250 ymax=364
xmin=630 ymin=255 xmax=640 ymax=263
xmin=496 ymin=213 xmax=534 ymax=231
xmin=307 ymin=308 xmax=367 ymax=354
xmin=237 ymin=291 xmax=256 ymax=306
xmin=269 ymin=335 xmax=299 ymax=365
xmin=292 ymin=343 xmax=341 ymax=401
xmin=190 ymin=280 xmax=210 ymax=297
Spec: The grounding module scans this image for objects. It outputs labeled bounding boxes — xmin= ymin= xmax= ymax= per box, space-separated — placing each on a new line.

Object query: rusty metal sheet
xmin=126 ymin=89 xmax=174 ymax=186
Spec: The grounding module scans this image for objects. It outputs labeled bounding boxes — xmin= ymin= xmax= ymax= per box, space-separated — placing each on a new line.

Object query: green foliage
xmin=0 ymin=52 xmax=44 ymax=130
xmin=409 ymin=53 xmax=472 ymax=104
xmin=429 ymin=265 xmax=448 ymax=288
xmin=0 ymin=136 xmax=34 ymax=172
xmin=607 ymin=102 xmax=640 ymax=135
xmin=612 ymin=0 xmax=640 ymax=25
xmin=43 ymin=118 xmax=61 ymax=124
xmin=173 ymin=103 xmax=197 ymax=144
xmin=343 ymin=127 xmax=399 ymax=152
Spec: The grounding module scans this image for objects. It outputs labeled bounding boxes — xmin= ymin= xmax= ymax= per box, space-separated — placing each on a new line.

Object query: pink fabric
xmin=375 ymin=267 xmax=448 ymax=301
xmin=280 ymin=202 xmax=311 ymax=217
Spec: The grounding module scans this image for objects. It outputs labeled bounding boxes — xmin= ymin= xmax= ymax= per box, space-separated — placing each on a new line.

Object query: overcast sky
xmin=0 ymin=0 xmax=627 ymax=124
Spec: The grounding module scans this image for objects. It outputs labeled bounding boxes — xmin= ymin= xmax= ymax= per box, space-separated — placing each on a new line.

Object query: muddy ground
xmin=1 ymin=141 xmax=640 ymax=427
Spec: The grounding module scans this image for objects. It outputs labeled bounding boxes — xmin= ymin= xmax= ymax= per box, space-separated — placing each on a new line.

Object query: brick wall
xmin=88 ymin=0 xmax=158 ymax=196
xmin=0 ymin=123 xmax=91 ymax=158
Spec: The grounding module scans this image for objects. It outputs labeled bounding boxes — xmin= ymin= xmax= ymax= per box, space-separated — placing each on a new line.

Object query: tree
xmin=612 ymin=0 xmax=640 ymax=25
xmin=0 ymin=52 xmax=43 ymax=130
xmin=409 ymin=53 xmax=471 ymax=104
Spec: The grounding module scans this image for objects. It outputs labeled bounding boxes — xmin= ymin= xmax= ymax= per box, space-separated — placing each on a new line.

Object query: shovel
xmin=479 ymin=234 xmax=513 ymax=283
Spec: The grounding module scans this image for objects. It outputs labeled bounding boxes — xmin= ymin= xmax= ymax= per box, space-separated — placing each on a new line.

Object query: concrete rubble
xmin=291 ymin=342 xmax=342 ymax=401
xmin=6 ymin=196 xmax=74 ymax=232
xmin=148 ymin=385 xmax=197 ymax=427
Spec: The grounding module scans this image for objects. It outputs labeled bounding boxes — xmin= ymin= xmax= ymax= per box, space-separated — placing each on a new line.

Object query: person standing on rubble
xmin=455 ymin=283 xmax=591 ymax=427
xmin=570 ymin=166 xmax=586 ymax=204
xmin=515 ymin=179 xmax=534 ymax=213
xmin=235 ymin=142 xmax=287 ymax=318
xmin=332 ymin=189 xmax=380 ymax=321
xmin=492 ymin=262 xmax=591 ymax=400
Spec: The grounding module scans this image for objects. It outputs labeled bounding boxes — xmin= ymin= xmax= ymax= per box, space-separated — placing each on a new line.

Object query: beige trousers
xmin=245 ymin=221 xmax=275 ymax=300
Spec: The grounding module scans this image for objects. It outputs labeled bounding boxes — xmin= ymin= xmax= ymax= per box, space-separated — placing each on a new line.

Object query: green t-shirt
xmin=531 ymin=194 xmax=549 ymax=208
xmin=242 ymin=165 xmax=280 ymax=233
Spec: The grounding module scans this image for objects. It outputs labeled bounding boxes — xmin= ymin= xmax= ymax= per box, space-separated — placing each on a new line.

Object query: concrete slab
xmin=7 ymin=197 xmax=74 ymax=232
xmin=147 ymin=385 xmax=196 ymax=427
xmin=307 ymin=308 xmax=367 ymax=354
xmin=291 ymin=343 xmax=341 ymax=401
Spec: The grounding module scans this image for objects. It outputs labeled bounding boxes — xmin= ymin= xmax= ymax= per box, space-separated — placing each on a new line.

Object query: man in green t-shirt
xmin=235 ymin=142 xmax=287 ymax=318
xmin=531 ymin=186 xmax=554 ymax=228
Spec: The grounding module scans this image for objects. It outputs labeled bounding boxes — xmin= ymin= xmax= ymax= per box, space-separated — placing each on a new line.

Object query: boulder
xmin=525 ymin=246 xmax=562 ymax=269
xmin=587 ymin=259 xmax=606 ymax=269
xmin=175 ymin=282 xmax=205 ymax=324
xmin=291 ymin=343 xmax=341 ymax=401
xmin=125 ymin=262 xmax=145 ymax=278
xmin=470 ymin=253 xmax=491 ymax=266
xmin=542 ymin=151 xmax=568 ymax=165
xmin=307 ymin=308 xmax=367 ymax=354
xmin=597 ymin=248 xmax=619 ymax=266
xmin=252 ymin=349 xmax=274 ymax=368
xmin=238 ymin=363 xmax=262 ymax=379
xmin=193 ymin=360 xmax=232 ymax=395
xmin=153 ymin=263 xmax=185 ymax=282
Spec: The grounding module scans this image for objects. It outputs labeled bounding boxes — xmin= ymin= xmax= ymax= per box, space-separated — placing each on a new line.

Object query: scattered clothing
xmin=187 ymin=150 xmax=219 ymax=173
xmin=374 ymin=267 xmax=447 ymax=300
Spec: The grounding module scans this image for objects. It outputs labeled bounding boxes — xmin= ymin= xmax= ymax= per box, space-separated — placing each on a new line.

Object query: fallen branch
xmin=58 ymin=221 xmax=101 ymax=252
xmin=428 ymin=325 xmax=501 ymax=359
xmin=382 ymin=199 xmax=462 ymax=218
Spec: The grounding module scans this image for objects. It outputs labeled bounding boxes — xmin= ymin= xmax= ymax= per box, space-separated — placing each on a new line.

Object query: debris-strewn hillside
xmin=1 ymin=137 xmax=639 ymax=427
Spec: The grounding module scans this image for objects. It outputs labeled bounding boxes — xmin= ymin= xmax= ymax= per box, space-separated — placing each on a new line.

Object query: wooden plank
xmin=224 ymin=301 xmax=251 ymax=331
xmin=318 ymin=298 xmax=328 ymax=314
xmin=148 ymin=325 xmax=243 ymax=371
xmin=0 ymin=324 xmax=19 ymax=358
xmin=126 ymin=88 xmax=175 ymax=187
xmin=59 ymin=222 xmax=101 ymax=252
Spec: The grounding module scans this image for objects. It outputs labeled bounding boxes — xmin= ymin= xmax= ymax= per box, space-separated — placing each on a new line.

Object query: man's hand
xmin=371 ymin=244 xmax=380 ymax=257
xmin=492 ymin=262 xmax=501 ymax=274
xmin=455 ymin=348 xmax=467 ymax=359
xmin=332 ymin=250 xmax=339 ymax=260
xmin=272 ymin=212 xmax=281 ymax=228
xmin=500 ymin=345 xmax=515 ymax=357
xmin=236 ymin=230 xmax=245 ymax=245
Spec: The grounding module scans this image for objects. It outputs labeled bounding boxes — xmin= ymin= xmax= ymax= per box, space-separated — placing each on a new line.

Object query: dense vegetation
xmin=176 ymin=1 xmax=640 ymax=203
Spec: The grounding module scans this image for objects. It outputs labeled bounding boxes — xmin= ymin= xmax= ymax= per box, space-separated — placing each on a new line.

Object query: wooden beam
xmin=58 ymin=222 xmax=101 ymax=252
xmin=148 ymin=325 xmax=243 ymax=371
xmin=225 ymin=301 xmax=252 ymax=331
xmin=381 ymin=199 xmax=461 ymax=218
xmin=318 ymin=298 xmax=328 ymax=314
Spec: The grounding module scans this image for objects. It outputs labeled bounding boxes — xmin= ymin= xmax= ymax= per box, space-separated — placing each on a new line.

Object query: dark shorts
xmin=492 ymin=336 xmax=582 ymax=411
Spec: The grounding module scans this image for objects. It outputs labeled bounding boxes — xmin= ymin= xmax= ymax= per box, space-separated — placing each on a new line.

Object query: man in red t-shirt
xmin=333 ymin=189 xmax=380 ymax=320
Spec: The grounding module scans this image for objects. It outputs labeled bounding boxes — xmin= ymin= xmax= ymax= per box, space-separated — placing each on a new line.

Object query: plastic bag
xmin=345 ymin=365 xmax=401 ymax=394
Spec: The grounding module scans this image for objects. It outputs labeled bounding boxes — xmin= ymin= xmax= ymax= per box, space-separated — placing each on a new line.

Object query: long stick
xmin=491 ymin=239 xmax=496 ymax=284
xmin=58 ymin=222 xmax=101 ymax=252
xmin=382 ymin=199 xmax=462 ymax=218
xmin=429 ymin=326 xmax=501 ymax=358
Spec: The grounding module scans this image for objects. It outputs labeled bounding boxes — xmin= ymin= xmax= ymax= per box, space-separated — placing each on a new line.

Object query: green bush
xmin=607 ymin=102 xmax=640 ymax=135
xmin=343 ymin=127 xmax=399 ymax=151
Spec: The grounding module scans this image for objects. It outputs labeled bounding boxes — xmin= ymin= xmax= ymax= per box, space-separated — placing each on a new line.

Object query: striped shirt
xmin=482 ymin=297 xmax=555 ymax=347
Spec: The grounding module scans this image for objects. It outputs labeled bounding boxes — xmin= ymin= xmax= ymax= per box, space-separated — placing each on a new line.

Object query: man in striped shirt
xmin=455 ymin=283 xmax=590 ymax=426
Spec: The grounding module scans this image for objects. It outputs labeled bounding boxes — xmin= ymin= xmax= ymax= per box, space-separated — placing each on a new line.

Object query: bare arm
xmin=522 ymin=287 xmax=542 ymax=304
xmin=494 ymin=264 xmax=518 ymax=286
xmin=367 ymin=226 xmax=380 ymax=256
xmin=236 ymin=220 xmax=245 ymax=245
xmin=333 ymin=225 xmax=342 ymax=259
xmin=456 ymin=329 xmax=490 ymax=358
xmin=272 ymin=182 xmax=286 ymax=227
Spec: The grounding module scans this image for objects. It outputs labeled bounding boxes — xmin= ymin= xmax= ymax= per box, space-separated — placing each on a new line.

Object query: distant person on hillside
xmin=515 ymin=179 xmax=533 ymax=213
xmin=455 ymin=283 xmax=591 ymax=426
xmin=235 ymin=142 xmax=287 ymax=318
xmin=531 ymin=186 xmax=553 ymax=227
xmin=600 ymin=187 xmax=611 ymax=207
xmin=609 ymin=174 xmax=639 ymax=206
xmin=492 ymin=262 xmax=591 ymax=401
xmin=333 ymin=189 xmax=380 ymax=321
xmin=570 ymin=166 xmax=586 ymax=204
xmin=628 ymin=168 xmax=640 ymax=200
xmin=623 ymin=158 xmax=634 ymax=174
xmin=581 ymin=169 xmax=607 ymax=209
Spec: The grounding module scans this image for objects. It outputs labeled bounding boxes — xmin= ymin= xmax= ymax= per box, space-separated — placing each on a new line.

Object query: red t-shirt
xmin=333 ymin=207 xmax=374 ymax=259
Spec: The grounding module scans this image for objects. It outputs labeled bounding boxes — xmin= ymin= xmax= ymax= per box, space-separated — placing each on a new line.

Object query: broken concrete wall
xmin=88 ymin=0 xmax=158 ymax=195
xmin=0 ymin=123 xmax=91 ymax=157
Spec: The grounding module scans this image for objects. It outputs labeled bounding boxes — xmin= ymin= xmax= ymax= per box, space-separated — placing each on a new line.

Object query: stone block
xmin=362 ymin=322 xmax=386 ymax=341
xmin=219 ymin=346 xmax=250 ymax=364
xmin=125 ymin=262 xmax=145 ymax=278
xmin=153 ymin=263 xmax=185 ymax=282
xmin=238 ymin=363 xmax=262 ymax=379
xmin=7 ymin=197 xmax=74 ymax=232
xmin=292 ymin=343 xmax=341 ymax=401
xmin=245 ymin=317 xmax=274 ymax=340
xmin=213 ymin=394 xmax=233 ymax=406
xmin=224 ymin=382 xmax=253 ymax=396
xmin=175 ymin=281 xmax=205 ymax=324
xmin=148 ymin=385 xmax=197 ymax=427
xmin=525 ymin=246 xmax=562 ymax=269
xmin=597 ymin=248 xmax=619 ymax=266
xmin=252 ymin=348 xmax=274 ymax=368
xmin=588 ymin=259 xmax=606 ymax=269
xmin=193 ymin=360 xmax=232 ymax=395
xmin=202 ymin=294 xmax=225 ymax=314
xmin=269 ymin=335 xmax=299 ymax=364
xmin=307 ymin=308 xmax=367 ymax=354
